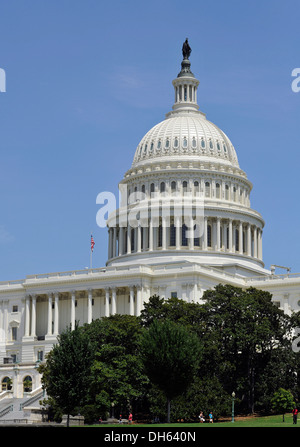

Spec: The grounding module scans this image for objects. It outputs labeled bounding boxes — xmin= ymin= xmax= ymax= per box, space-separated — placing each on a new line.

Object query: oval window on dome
xmin=174 ymin=137 xmax=179 ymax=148
xmin=192 ymin=137 xmax=197 ymax=148
xmin=223 ymin=144 xmax=227 ymax=152
xmin=201 ymin=139 xmax=205 ymax=148
xmin=144 ymin=144 xmax=147 ymax=154
xmin=157 ymin=140 xmax=161 ymax=150
xmin=183 ymin=137 xmax=188 ymax=148
xmin=209 ymin=140 xmax=213 ymax=149
xmin=165 ymin=138 xmax=170 ymax=150
xmin=150 ymin=142 xmax=154 ymax=152
xmin=217 ymin=142 xmax=220 ymax=151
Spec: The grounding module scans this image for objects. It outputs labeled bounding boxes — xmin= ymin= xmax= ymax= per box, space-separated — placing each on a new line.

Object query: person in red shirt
xmin=292 ymin=407 xmax=298 ymax=424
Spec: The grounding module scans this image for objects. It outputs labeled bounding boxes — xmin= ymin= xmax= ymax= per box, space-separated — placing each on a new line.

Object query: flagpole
xmin=90 ymin=232 xmax=93 ymax=270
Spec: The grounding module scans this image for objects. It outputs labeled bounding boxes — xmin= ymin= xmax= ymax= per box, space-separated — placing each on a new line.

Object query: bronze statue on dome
xmin=182 ymin=38 xmax=191 ymax=60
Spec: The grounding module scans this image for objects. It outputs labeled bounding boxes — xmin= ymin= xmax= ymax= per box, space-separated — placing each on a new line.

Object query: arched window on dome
xmin=171 ymin=181 xmax=176 ymax=194
xmin=225 ymin=185 xmax=229 ymax=200
xmin=194 ymin=223 xmax=200 ymax=247
xmin=233 ymin=186 xmax=237 ymax=202
xmin=235 ymin=229 xmax=239 ymax=252
xmin=239 ymin=188 xmax=243 ymax=204
xmin=170 ymin=223 xmax=176 ymax=246
xmin=205 ymin=182 xmax=211 ymax=198
xmin=131 ymin=228 xmax=135 ymax=252
xmin=141 ymin=184 xmax=145 ymax=194
xmin=207 ymin=225 xmax=212 ymax=247
xmin=160 ymin=182 xmax=165 ymax=194
xmin=158 ymin=224 xmax=162 ymax=248
xmin=216 ymin=183 xmax=220 ymax=199
xmin=194 ymin=181 xmax=199 ymax=196
xmin=182 ymin=224 xmax=188 ymax=246
xmin=183 ymin=181 xmax=188 ymax=194
xmin=150 ymin=183 xmax=155 ymax=197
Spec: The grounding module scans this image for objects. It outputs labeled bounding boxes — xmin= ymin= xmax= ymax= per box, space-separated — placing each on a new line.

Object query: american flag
xmin=91 ymin=234 xmax=95 ymax=252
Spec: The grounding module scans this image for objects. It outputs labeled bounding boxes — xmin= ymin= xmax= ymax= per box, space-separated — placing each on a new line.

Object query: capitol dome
xmin=107 ymin=40 xmax=265 ymax=276
xmin=132 ymin=113 xmax=239 ymax=169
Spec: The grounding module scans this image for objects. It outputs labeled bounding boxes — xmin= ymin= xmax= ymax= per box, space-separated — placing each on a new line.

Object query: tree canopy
xmin=39 ymin=284 xmax=300 ymax=423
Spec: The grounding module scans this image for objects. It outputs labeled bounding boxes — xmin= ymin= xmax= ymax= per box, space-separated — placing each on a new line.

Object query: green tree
xmin=201 ymin=284 xmax=292 ymax=413
xmin=140 ymin=319 xmax=202 ymax=422
xmin=38 ymin=322 xmax=95 ymax=426
xmin=271 ymin=388 xmax=295 ymax=422
xmin=83 ymin=315 xmax=148 ymax=419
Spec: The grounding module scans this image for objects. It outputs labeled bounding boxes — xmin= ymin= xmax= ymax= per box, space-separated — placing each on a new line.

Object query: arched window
xmin=225 ymin=185 xmax=229 ymax=200
xmin=194 ymin=181 xmax=199 ymax=195
xmin=131 ymin=228 xmax=135 ymax=252
xmin=141 ymin=184 xmax=145 ymax=194
xmin=183 ymin=181 xmax=188 ymax=193
xmin=170 ymin=224 xmax=176 ymax=246
xmin=235 ymin=229 xmax=239 ymax=252
xmin=158 ymin=225 xmax=162 ymax=247
xmin=216 ymin=183 xmax=220 ymax=199
xmin=23 ymin=376 xmax=32 ymax=393
xmin=171 ymin=181 xmax=176 ymax=193
xmin=2 ymin=376 xmax=12 ymax=391
xmin=194 ymin=223 xmax=200 ymax=246
xmin=160 ymin=182 xmax=165 ymax=193
xmin=207 ymin=225 xmax=212 ymax=247
xmin=182 ymin=224 xmax=188 ymax=246
xmin=205 ymin=182 xmax=210 ymax=198
xmin=150 ymin=183 xmax=155 ymax=195
xmin=233 ymin=186 xmax=237 ymax=202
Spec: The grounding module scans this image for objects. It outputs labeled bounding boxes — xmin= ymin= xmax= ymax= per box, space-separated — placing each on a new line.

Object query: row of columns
xmin=23 ymin=286 xmax=144 ymax=339
xmin=108 ymin=217 xmax=263 ymax=261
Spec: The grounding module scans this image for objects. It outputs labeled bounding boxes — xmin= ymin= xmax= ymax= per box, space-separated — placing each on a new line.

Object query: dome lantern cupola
xmin=171 ymin=38 xmax=200 ymax=114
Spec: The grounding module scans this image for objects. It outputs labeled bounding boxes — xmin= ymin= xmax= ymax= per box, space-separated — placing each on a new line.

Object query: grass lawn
xmin=87 ymin=413 xmax=299 ymax=428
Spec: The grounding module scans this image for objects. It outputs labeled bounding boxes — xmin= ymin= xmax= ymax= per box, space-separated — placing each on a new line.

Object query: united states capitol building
xmin=0 ymin=40 xmax=299 ymax=419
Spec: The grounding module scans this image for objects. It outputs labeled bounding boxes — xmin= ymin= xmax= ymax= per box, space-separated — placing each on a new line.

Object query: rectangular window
xmin=171 ymin=292 xmax=177 ymax=299
xmin=12 ymin=305 xmax=18 ymax=312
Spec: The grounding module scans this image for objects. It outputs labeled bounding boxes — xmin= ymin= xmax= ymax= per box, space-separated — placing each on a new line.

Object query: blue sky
xmin=0 ymin=0 xmax=299 ymax=280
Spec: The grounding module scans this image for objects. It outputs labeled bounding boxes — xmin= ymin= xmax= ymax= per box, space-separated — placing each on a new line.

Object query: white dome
xmin=132 ymin=112 xmax=239 ymax=169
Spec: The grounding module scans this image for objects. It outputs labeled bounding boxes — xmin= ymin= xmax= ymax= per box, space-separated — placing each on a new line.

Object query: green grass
xmin=86 ymin=413 xmax=299 ymax=427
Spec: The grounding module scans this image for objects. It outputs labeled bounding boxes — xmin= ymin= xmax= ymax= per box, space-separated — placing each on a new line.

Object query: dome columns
xmin=107 ymin=215 xmax=263 ymax=263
